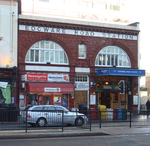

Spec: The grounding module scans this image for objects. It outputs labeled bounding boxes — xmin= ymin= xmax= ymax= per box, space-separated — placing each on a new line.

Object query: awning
xmin=26 ymin=82 xmax=75 ymax=94
xmin=96 ymin=68 xmax=145 ymax=77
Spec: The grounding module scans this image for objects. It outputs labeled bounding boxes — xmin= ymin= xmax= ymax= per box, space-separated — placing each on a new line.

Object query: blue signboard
xmin=96 ymin=68 xmax=145 ymax=76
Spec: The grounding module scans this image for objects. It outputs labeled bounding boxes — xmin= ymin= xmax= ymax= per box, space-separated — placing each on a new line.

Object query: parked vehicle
xmin=20 ymin=105 xmax=88 ymax=127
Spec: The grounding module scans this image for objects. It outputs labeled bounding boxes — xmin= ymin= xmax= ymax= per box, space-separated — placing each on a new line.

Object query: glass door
xmin=43 ymin=95 xmax=51 ymax=105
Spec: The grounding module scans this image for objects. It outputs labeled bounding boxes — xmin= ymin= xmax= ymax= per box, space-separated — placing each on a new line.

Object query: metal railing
xmin=0 ymin=109 xmax=150 ymax=133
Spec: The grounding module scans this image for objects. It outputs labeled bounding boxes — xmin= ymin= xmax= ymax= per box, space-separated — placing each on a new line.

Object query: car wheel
xmin=30 ymin=123 xmax=36 ymax=127
xmin=75 ymin=117 xmax=84 ymax=126
xmin=37 ymin=118 xmax=46 ymax=127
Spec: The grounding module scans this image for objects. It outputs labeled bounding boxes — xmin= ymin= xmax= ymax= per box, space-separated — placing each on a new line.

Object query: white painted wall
xmin=0 ymin=0 xmax=18 ymax=67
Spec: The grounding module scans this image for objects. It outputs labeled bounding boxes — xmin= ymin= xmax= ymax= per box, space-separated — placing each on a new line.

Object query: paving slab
xmin=1 ymin=127 xmax=150 ymax=139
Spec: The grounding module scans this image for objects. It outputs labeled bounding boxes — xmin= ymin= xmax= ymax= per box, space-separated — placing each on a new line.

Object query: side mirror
xmin=64 ymin=111 xmax=68 ymax=114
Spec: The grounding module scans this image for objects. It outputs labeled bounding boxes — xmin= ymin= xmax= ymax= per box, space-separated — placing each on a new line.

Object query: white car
xmin=20 ymin=105 xmax=88 ymax=127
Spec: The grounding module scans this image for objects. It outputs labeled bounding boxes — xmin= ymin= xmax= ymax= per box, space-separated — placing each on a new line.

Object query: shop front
xmin=0 ymin=67 xmax=17 ymax=104
xmin=95 ymin=68 xmax=145 ymax=110
xmin=21 ymin=73 xmax=74 ymax=109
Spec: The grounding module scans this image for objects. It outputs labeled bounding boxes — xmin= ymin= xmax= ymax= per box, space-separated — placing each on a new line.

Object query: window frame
xmin=95 ymin=46 xmax=131 ymax=68
xmin=39 ymin=0 xmax=49 ymax=2
xmin=82 ymin=1 xmax=93 ymax=8
xmin=25 ymin=40 xmax=69 ymax=65
xmin=78 ymin=44 xmax=86 ymax=59
xmin=75 ymin=75 xmax=89 ymax=83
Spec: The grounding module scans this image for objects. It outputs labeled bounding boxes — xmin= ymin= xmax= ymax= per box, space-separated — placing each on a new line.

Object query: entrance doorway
xmin=100 ymin=93 xmax=111 ymax=108
xmin=43 ymin=95 xmax=51 ymax=105
xmin=75 ymin=91 xmax=87 ymax=108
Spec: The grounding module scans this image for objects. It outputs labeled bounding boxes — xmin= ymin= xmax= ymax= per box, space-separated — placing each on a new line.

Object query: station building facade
xmin=18 ymin=15 xmax=145 ymax=111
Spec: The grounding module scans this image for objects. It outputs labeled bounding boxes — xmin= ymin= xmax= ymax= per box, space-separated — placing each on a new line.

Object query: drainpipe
xmin=10 ymin=0 xmax=14 ymax=66
xmin=137 ymin=22 xmax=140 ymax=112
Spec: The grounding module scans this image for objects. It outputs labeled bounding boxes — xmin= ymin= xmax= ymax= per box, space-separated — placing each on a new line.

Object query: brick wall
xmin=18 ymin=31 xmax=138 ymax=68
xmin=18 ymin=20 xmax=139 ymax=109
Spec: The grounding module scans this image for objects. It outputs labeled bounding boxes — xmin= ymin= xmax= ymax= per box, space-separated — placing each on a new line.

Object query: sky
xmin=126 ymin=0 xmax=150 ymax=70
xmin=125 ymin=0 xmax=150 ymax=86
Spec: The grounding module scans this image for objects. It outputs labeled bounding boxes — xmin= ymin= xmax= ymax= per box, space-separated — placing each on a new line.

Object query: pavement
xmin=0 ymin=114 xmax=150 ymax=139
xmin=0 ymin=126 xmax=150 ymax=139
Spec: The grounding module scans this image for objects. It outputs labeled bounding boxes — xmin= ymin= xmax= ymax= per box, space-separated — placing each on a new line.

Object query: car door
xmin=31 ymin=106 xmax=44 ymax=123
xmin=43 ymin=106 xmax=56 ymax=125
xmin=55 ymin=106 xmax=64 ymax=125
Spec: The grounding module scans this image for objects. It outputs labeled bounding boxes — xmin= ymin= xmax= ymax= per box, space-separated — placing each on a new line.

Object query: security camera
xmin=12 ymin=12 xmax=15 ymax=15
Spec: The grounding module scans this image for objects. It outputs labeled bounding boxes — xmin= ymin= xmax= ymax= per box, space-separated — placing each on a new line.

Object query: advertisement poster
xmin=26 ymin=73 xmax=69 ymax=82
xmin=19 ymin=94 xmax=25 ymax=110
xmin=11 ymin=97 xmax=14 ymax=103
xmin=19 ymin=100 xmax=25 ymax=110
xmin=0 ymin=84 xmax=11 ymax=104
xmin=90 ymin=95 xmax=96 ymax=105
xmin=133 ymin=95 xmax=138 ymax=105
xmin=48 ymin=74 xmax=69 ymax=82
xmin=53 ymin=95 xmax=61 ymax=105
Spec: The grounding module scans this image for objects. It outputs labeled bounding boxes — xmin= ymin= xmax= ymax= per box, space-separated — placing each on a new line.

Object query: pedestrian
xmin=31 ymin=99 xmax=34 ymax=106
xmin=146 ymin=99 xmax=150 ymax=117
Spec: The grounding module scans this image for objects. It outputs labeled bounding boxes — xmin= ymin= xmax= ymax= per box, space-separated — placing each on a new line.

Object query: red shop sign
xmin=0 ymin=71 xmax=11 ymax=76
xmin=27 ymin=73 xmax=48 ymax=81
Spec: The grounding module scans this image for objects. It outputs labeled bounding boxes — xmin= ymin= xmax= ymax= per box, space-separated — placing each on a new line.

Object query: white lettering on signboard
xmin=19 ymin=25 xmax=137 ymax=40
xmin=44 ymin=88 xmax=61 ymax=92
xmin=48 ymin=74 xmax=69 ymax=82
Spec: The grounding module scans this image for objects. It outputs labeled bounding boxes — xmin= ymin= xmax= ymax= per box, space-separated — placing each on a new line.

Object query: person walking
xmin=146 ymin=99 xmax=150 ymax=117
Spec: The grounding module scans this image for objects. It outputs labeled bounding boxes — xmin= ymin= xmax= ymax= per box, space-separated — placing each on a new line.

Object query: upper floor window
xmin=96 ymin=3 xmax=107 ymax=9
xmin=75 ymin=75 xmax=88 ymax=83
xmin=39 ymin=0 xmax=49 ymax=2
xmin=109 ymin=5 xmax=120 ymax=11
xmin=25 ymin=41 xmax=68 ymax=65
xmin=65 ymin=0 xmax=78 ymax=6
xmin=95 ymin=46 xmax=131 ymax=67
xmin=82 ymin=1 xmax=93 ymax=8
xmin=78 ymin=44 xmax=86 ymax=59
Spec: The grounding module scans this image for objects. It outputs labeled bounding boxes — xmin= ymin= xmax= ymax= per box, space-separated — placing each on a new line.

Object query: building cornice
xmin=19 ymin=14 xmax=139 ymax=36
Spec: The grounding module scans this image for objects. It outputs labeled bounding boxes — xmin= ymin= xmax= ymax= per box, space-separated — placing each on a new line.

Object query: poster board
xmin=53 ymin=95 xmax=61 ymax=105
xmin=19 ymin=94 xmax=25 ymax=110
xmin=90 ymin=94 xmax=96 ymax=105
xmin=133 ymin=95 xmax=138 ymax=105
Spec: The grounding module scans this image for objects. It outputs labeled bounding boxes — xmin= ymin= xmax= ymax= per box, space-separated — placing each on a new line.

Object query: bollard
xmin=99 ymin=111 xmax=101 ymax=129
xmin=62 ymin=110 xmax=64 ymax=132
xmin=130 ymin=111 xmax=131 ymax=128
xmin=25 ymin=110 xmax=27 ymax=133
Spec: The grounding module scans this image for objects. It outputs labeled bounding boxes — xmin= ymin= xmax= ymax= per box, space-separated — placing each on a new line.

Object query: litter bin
xmin=9 ymin=104 xmax=18 ymax=122
xmin=113 ymin=109 xmax=118 ymax=120
xmin=98 ymin=105 xmax=106 ymax=120
xmin=0 ymin=103 xmax=9 ymax=122
xmin=90 ymin=108 xmax=99 ymax=120
xmin=106 ymin=108 xmax=113 ymax=120
xmin=79 ymin=104 xmax=88 ymax=116
xmin=122 ymin=108 xmax=127 ymax=120
xmin=117 ymin=108 xmax=122 ymax=120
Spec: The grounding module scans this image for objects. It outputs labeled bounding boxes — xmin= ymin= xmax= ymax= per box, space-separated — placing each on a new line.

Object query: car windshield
xmin=23 ymin=106 xmax=32 ymax=110
xmin=56 ymin=106 xmax=69 ymax=112
xmin=63 ymin=107 xmax=69 ymax=112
